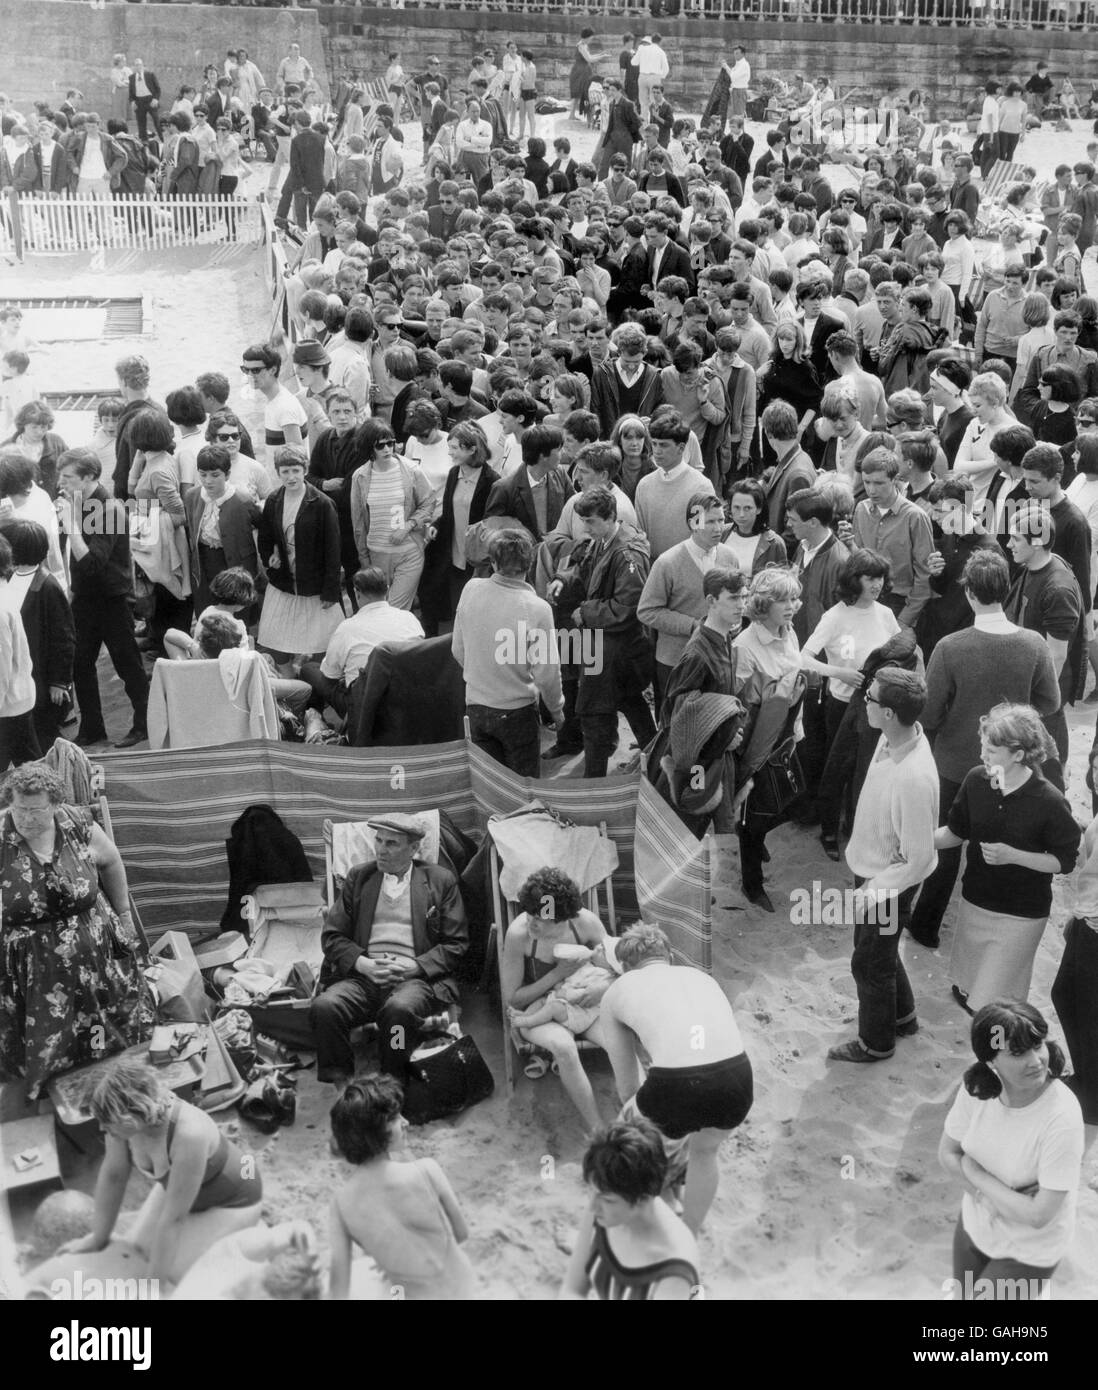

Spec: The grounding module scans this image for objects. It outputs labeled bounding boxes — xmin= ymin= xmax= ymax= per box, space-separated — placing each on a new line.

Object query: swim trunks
xmin=635 ymin=1053 xmax=753 ymax=1140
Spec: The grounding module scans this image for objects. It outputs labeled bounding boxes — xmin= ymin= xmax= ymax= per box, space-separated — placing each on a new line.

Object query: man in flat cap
xmin=311 ymin=812 xmax=468 ymax=1087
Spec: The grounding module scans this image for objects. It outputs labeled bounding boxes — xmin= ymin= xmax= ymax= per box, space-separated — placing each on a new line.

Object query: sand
xmin=4 ymin=110 xmax=1098 ymax=1302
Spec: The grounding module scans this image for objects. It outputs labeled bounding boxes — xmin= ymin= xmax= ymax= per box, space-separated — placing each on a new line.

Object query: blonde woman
xmin=952 ymin=373 xmax=1013 ymax=509
xmin=938 ymin=704 xmax=1080 ymax=1016
xmin=733 ymin=566 xmax=805 ymax=912
xmin=59 ymin=1056 xmax=262 ymax=1285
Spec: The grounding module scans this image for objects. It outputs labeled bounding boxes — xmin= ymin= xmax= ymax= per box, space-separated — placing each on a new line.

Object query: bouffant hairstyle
xmin=516 ymin=867 xmax=583 ymax=922
xmin=744 ymin=566 xmax=802 ymax=623
xmin=329 ymin=1074 xmax=404 ymax=1164
xmin=86 ymin=1057 xmax=172 ymax=1128
xmin=963 ymin=1001 xmax=1065 ymax=1101
xmin=582 ymin=1120 xmax=669 ymax=1204
xmin=837 ymin=547 xmax=891 ymax=605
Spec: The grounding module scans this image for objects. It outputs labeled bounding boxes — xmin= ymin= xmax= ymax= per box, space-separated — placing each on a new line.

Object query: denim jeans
xmin=852 ymin=877 xmax=918 ymax=1055
xmin=467 ymin=702 xmax=541 ymax=779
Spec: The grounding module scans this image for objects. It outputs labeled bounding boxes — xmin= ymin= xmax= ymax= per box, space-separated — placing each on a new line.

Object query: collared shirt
xmin=134 ymin=73 xmax=150 ymax=98
xmin=852 ymin=493 xmax=934 ymax=621
xmin=321 ymin=600 xmax=425 ymax=684
xmin=381 ymin=863 xmax=414 ymax=902
xmin=656 ymin=461 xmax=691 ymax=485
xmin=973 ymin=610 xmax=1017 ymax=635
xmin=616 ymin=360 xmax=645 ymax=388
xmin=685 ymin=537 xmax=716 ymax=574
xmin=197 ymin=483 xmax=238 ymax=549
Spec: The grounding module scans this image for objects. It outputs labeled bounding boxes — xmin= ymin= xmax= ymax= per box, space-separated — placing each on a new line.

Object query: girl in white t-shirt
xmin=939 ymin=1001 xmax=1084 ymax=1298
xmin=803 ymin=548 xmax=900 ymax=858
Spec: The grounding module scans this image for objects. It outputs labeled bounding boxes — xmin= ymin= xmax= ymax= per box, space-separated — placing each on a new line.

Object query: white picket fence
xmin=0 ymin=192 xmax=263 ymax=257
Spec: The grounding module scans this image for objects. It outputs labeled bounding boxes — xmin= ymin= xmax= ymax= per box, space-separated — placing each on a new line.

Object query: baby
xmin=508 ymin=938 xmax=622 ymax=1037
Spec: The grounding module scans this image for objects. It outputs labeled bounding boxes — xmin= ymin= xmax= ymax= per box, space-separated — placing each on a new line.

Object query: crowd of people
xmin=1 ymin=32 xmax=1097 ymax=1302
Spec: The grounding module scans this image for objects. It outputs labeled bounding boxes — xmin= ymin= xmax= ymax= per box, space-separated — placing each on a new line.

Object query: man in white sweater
xmin=452 ymin=528 xmax=564 ymax=779
xmin=828 ymin=667 xmax=939 ymax=1064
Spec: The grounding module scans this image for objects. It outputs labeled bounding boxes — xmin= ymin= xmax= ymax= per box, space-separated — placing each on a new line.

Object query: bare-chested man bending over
xmin=599 ymin=924 xmax=753 ymax=1234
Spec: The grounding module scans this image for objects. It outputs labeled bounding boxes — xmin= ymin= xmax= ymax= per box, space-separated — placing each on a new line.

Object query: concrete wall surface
xmin=316 ymin=7 xmax=1098 ymax=116
xmin=0 ymin=2 xmax=327 ymax=115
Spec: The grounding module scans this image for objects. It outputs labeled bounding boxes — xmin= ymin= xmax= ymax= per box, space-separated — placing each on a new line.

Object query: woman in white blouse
xmin=941 ymin=212 xmax=977 ymax=319
xmin=454 ymin=98 xmax=493 ymax=183
xmin=939 ymin=1000 xmax=1083 ymax=1299
xmin=952 ymin=372 xmax=1013 ymax=508
xmin=401 ymin=399 xmax=451 ymax=511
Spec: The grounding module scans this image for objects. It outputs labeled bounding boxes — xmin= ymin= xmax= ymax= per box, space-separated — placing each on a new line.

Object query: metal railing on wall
xmin=0 ymin=192 xmax=263 ymax=261
xmin=314 ymin=0 xmax=1098 ymax=32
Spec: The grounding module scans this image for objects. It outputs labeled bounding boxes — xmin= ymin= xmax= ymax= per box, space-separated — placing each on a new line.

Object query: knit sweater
xmin=845 ymin=726 xmax=939 ymax=895
xmin=634 ymin=464 xmax=715 ymax=559
xmin=637 ymin=539 xmax=739 ymax=666
xmin=451 ymin=573 xmax=564 ymax=714
xmin=921 ymin=622 xmax=1061 ymax=783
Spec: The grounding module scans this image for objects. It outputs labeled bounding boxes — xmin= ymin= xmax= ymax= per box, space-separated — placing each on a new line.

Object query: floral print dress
xmin=0 ymin=806 xmax=154 ymax=1099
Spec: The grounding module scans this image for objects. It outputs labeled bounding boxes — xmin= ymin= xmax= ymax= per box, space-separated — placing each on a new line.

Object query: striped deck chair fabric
xmin=981 ymin=160 xmax=1029 ymax=204
xmin=633 ymin=777 xmax=713 ymax=973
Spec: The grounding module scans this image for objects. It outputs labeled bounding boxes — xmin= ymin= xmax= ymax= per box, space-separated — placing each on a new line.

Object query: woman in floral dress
xmin=0 ymin=763 xmax=153 ymax=1099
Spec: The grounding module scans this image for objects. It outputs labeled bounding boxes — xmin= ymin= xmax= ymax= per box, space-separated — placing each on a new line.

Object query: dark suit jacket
xmin=426 ymin=203 xmax=461 ymax=241
xmin=949 ymin=178 xmax=980 ymax=224
xmin=66 ymin=131 xmax=127 ymax=190
xmin=720 ymin=131 xmax=754 ymax=183
xmin=128 ymin=71 xmax=161 ymax=103
xmin=590 ymin=361 xmax=664 ymax=436
xmin=320 ymin=859 xmax=468 ymax=1001
xmin=184 ymin=487 xmax=262 ymax=587
xmin=647 ymin=240 xmax=695 ymax=294
xmin=420 ymin=463 xmax=499 ymax=621
xmin=348 ymin=636 xmax=467 ymax=748
xmin=289 ymin=126 xmax=327 ymax=194
xmin=18 ymin=569 xmax=74 ymax=704
xmin=803 ymin=310 xmax=848 ymax=385
xmin=69 ymin=486 xmax=135 ymax=603
xmin=484 ymin=465 xmax=570 ymax=541
xmin=257 ymin=484 xmax=341 ymax=602
xmin=764 ymin=445 xmax=816 ymax=553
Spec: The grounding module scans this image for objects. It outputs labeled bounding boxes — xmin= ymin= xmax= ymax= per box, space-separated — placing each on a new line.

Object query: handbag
xmin=742 ymin=734 xmax=805 ymax=828
xmin=401 ymin=1028 xmax=495 ymax=1125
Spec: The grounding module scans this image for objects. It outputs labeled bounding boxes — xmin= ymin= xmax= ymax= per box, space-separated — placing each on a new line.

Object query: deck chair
xmin=488 ymin=820 xmax=617 ymax=1098
xmin=87 ymin=760 xmax=149 ymax=957
xmin=146 ymin=654 xmax=279 ymax=749
xmin=322 ymin=811 xmax=455 ymax=1042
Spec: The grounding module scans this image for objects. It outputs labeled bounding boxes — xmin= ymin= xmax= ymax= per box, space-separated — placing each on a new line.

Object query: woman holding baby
xmin=500 ymin=867 xmax=611 ymax=1132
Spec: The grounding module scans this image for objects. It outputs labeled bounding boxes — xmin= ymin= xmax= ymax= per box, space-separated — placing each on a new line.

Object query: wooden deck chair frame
xmin=90 ymin=764 xmax=149 ymax=956
xmin=488 ymin=823 xmax=617 ymax=1098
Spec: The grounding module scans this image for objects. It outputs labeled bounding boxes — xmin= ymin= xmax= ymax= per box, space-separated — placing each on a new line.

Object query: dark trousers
xmin=133 ymin=97 xmax=161 ymax=144
xmin=0 ymin=712 xmax=41 ymax=772
xmin=818 ymin=695 xmax=860 ymax=838
xmin=467 ymin=701 xmax=541 ymax=779
xmin=310 ymin=974 xmax=440 ymax=1083
xmin=72 ymin=594 xmax=149 ymax=739
xmin=1051 ymin=917 xmax=1098 ymax=1124
xmin=300 ymin=661 xmax=351 ymax=717
xmin=275 ymin=176 xmax=318 ymax=228
xmin=1045 ymin=705 xmax=1069 ymax=766
xmin=33 ymin=699 xmax=66 ymax=755
xmin=952 ymin=1217 xmax=1056 ymax=1297
xmin=909 ymin=774 xmax=962 ymax=942
xmin=581 ymin=691 xmax=656 ymax=778
xmin=851 ymin=878 xmax=918 ymax=1055
xmin=149 ymin=583 xmax=192 ymax=652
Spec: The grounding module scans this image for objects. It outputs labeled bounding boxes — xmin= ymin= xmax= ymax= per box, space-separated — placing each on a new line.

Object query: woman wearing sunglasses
xmin=203 ymin=409 xmax=272 ymax=503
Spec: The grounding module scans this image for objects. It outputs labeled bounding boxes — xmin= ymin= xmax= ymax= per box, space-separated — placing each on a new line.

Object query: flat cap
xmin=366 ymin=812 xmax=427 ymax=840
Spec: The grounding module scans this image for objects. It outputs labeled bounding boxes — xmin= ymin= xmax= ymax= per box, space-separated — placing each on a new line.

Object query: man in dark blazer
xmin=276 ymin=111 xmax=327 ymax=227
xmin=719 ymin=117 xmax=754 ymax=185
xmin=311 ymin=812 xmax=468 ymax=1085
xmin=590 ymin=323 xmax=664 ymax=436
xmin=184 ymin=446 xmax=262 ymax=615
xmin=760 ymin=400 xmax=817 ymax=555
xmin=128 ymin=59 xmax=162 ymax=143
xmin=55 ymin=448 xmax=148 ymax=749
xmin=798 ymin=280 xmax=848 ymax=387
xmin=644 ymin=212 xmax=695 ymax=297
xmin=484 ymin=424 xmax=571 ymax=545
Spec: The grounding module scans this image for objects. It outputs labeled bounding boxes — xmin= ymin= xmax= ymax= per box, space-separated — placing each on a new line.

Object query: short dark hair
xmin=760 ymin=399 xmax=798 ymax=442
xmin=871 ymin=666 xmax=926 ymax=726
xmin=703 ymin=566 xmax=746 ymax=601
xmin=0 ymin=517 xmax=47 ymax=567
xmin=520 ymin=423 xmax=563 ymax=468
xmin=242 ymin=342 xmax=281 ymax=373
xmin=209 ymin=567 xmax=257 ymax=606
xmin=1021 ymin=442 xmax=1065 ymax=481
xmin=127 ymin=407 xmax=175 ymax=454
xmin=787 ymin=487 xmax=835 ymax=528
xmin=353 ymin=567 xmax=389 ymax=601
xmin=837 ymin=547 xmax=891 ymax=605
xmin=648 ymin=411 xmax=690 ymax=445
xmin=165 ymin=386 xmax=206 ymax=428
xmin=330 ymin=1074 xmax=404 ymax=1163
xmin=196 ymin=445 xmax=231 ymax=476
xmin=574 ymin=485 xmax=617 ymax=522
xmin=962 ymin=548 xmax=1010 ymax=606
xmin=56 ymin=447 xmax=101 ymax=481
xmin=990 ymin=424 xmax=1036 ymax=468
xmin=516 ymin=867 xmax=583 ymax=920
xmin=582 ymin=1120 xmax=668 ymax=1204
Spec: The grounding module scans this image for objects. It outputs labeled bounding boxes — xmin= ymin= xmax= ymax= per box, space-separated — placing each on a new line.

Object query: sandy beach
xmin=4 ymin=111 xmax=1098 ymax=1301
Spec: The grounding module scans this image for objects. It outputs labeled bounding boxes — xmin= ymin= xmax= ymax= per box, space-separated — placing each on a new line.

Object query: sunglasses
xmin=216 ymin=431 xmax=241 ymax=441
xmin=240 ymin=365 xmax=264 ymax=375
xmin=864 ymin=693 xmax=881 ymax=706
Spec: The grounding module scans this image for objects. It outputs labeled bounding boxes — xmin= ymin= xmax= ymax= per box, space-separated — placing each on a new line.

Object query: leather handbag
xmin=741 ymin=734 xmax=805 ymax=828
xmin=401 ymin=1029 xmax=495 ymax=1126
